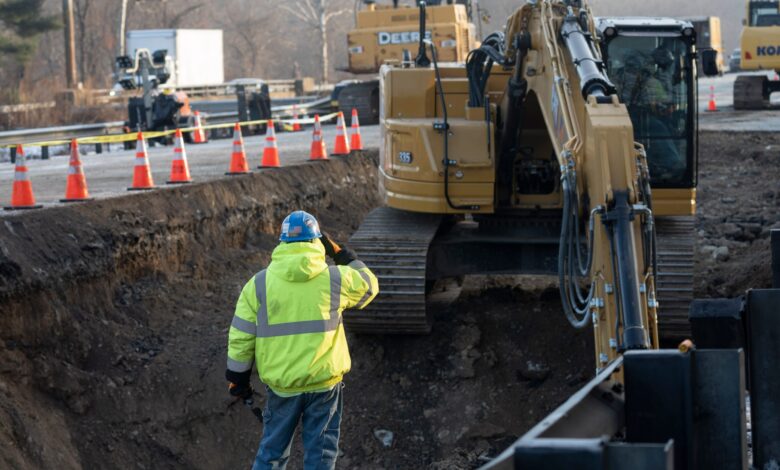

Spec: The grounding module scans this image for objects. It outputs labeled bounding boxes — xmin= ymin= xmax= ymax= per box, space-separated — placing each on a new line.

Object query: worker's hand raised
xmin=320 ymin=232 xmax=342 ymax=259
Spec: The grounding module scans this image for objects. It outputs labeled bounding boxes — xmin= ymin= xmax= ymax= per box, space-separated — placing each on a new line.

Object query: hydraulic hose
xmin=557 ymin=166 xmax=594 ymax=329
xmin=425 ymin=39 xmax=479 ymax=211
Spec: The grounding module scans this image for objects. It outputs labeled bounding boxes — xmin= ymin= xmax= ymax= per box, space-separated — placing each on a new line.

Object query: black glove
xmin=226 ymin=369 xmax=252 ymax=398
xmin=320 ymin=232 xmax=341 ymax=259
xmin=333 ymin=248 xmax=358 ymax=266
xmin=228 ymin=382 xmax=254 ymax=399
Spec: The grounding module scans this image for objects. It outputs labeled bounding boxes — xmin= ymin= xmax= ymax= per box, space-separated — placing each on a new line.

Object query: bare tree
xmin=280 ymin=0 xmax=351 ymax=82
xmin=217 ymin=7 xmax=274 ymax=78
xmin=163 ymin=2 xmax=204 ymax=28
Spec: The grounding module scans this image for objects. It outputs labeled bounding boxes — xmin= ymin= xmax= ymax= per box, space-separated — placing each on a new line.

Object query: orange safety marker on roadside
xmin=226 ymin=123 xmax=251 ymax=175
xmin=61 ymin=139 xmax=92 ymax=202
xmin=292 ymin=105 xmax=302 ymax=132
xmin=5 ymin=144 xmax=42 ymax=210
xmin=310 ymin=114 xmax=328 ymax=160
xmin=707 ymin=85 xmax=718 ymax=112
xmin=332 ymin=111 xmax=351 ymax=156
xmin=349 ymin=108 xmax=363 ymax=151
xmin=192 ymin=111 xmax=208 ymax=143
xmin=259 ymin=120 xmax=281 ymax=168
xmin=128 ymin=132 xmax=155 ymax=190
xmin=167 ymin=128 xmax=192 ymax=184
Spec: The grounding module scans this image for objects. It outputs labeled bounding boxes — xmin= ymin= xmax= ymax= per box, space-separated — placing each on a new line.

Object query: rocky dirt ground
xmin=0 ymin=131 xmax=776 ymax=469
xmin=695 ymin=132 xmax=779 ymax=297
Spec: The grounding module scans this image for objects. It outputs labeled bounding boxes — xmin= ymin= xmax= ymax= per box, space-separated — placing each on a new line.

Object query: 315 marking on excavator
xmin=398 ymin=151 xmax=413 ymax=164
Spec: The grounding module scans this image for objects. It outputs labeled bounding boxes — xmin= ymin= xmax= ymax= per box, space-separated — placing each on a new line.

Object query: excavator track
xmin=655 ymin=216 xmax=695 ymax=343
xmin=733 ymin=75 xmax=768 ymax=110
xmin=344 ymin=207 xmax=443 ymax=334
xmin=337 ymin=81 xmax=380 ymax=125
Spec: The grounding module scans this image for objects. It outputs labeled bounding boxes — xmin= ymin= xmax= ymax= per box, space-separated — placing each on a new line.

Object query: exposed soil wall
xmin=0 ymin=155 xmax=381 ymax=469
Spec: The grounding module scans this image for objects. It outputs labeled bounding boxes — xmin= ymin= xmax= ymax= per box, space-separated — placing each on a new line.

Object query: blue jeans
xmin=252 ymin=382 xmax=343 ymax=470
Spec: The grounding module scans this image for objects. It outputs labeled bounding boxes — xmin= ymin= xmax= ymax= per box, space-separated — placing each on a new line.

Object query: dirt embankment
xmin=0 ymin=155 xmax=380 ymax=469
xmin=0 ymin=150 xmax=594 ymax=470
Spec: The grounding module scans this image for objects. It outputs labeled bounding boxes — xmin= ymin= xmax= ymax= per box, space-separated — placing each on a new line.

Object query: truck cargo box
xmin=126 ymin=29 xmax=224 ymax=87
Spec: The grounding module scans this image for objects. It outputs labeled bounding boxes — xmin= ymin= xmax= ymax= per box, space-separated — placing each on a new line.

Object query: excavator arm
xmin=499 ymin=1 xmax=658 ymax=367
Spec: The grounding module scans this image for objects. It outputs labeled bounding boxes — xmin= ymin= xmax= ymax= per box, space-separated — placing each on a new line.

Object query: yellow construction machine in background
xmin=735 ymin=0 xmax=780 ymax=108
xmin=335 ymin=1 xmax=478 ymax=123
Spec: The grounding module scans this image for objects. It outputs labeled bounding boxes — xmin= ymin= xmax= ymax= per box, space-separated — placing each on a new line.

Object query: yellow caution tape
xmin=1 ymin=112 xmax=341 ymax=149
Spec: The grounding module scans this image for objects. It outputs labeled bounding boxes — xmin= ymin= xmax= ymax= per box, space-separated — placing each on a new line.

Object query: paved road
xmin=698 ymin=72 xmax=780 ymax=131
xmin=0 ymin=124 xmax=380 ymax=210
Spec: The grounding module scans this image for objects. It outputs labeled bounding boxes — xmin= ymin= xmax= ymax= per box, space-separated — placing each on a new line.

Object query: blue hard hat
xmin=279 ymin=210 xmax=322 ymax=242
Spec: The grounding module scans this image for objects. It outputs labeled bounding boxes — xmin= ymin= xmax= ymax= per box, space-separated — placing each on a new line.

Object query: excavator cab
xmin=597 ymin=19 xmax=698 ymax=189
xmin=597 ymin=19 xmax=707 ymax=341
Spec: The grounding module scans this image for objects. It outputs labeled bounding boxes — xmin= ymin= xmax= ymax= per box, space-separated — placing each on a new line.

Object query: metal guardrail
xmin=0 ymin=95 xmax=335 ymax=147
xmin=0 ymin=121 xmax=126 ymax=147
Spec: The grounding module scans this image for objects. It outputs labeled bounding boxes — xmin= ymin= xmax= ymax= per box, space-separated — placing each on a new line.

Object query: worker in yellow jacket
xmin=226 ymin=210 xmax=378 ymax=470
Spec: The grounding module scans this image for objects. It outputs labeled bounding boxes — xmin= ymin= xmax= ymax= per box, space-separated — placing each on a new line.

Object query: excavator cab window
xmin=604 ymin=35 xmax=695 ymax=188
xmin=749 ymin=1 xmax=780 ymax=26
xmin=756 ymin=14 xmax=780 ymax=26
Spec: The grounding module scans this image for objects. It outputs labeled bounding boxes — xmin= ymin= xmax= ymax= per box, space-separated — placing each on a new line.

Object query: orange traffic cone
xmin=349 ymin=108 xmax=363 ymax=151
xmin=192 ymin=111 xmax=208 ymax=143
xmin=292 ymin=105 xmax=302 ymax=132
xmin=5 ymin=144 xmax=42 ymax=210
xmin=259 ymin=120 xmax=281 ymax=168
xmin=167 ymin=128 xmax=192 ymax=184
xmin=128 ymin=132 xmax=155 ymax=190
xmin=332 ymin=111 xmax=351 ymax=156
xmin=226 ymin=123 xmax=251 ymax=175
xmin=707 ymin=85 xmax=718 ymax=112
xmin=61 ymin=139 xmax=91 ymax=202
xmin=310 ymin=114 xmax=328 ymax=160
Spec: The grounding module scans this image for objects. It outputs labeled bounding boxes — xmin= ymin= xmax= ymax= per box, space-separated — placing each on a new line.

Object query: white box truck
xmin=125 ymin=29 xmax=224 ymax=87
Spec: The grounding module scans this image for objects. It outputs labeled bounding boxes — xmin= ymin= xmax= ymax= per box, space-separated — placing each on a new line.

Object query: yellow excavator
xmin=336 ymin=0 xmax=479 ymax=123
xmin=344 ymin=0 xmax=713 ymax=372
xmin=734 ymin=0 xmax=780 ymax=108
xmin=341 ymin=2 xmax=777 ymax=466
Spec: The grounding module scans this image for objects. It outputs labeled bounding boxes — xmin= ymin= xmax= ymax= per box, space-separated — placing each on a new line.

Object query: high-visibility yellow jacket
xmin=226 ymin=239 xmax=378 ymax=394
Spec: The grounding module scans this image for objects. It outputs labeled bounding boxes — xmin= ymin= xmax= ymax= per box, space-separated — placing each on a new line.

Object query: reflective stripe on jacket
xmin=226 ymin=239 xmax=378 ymax=394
